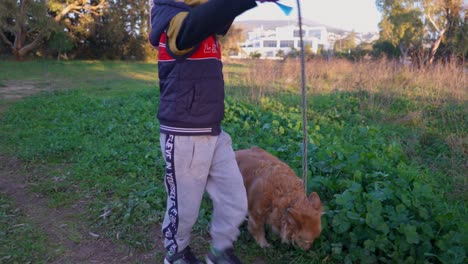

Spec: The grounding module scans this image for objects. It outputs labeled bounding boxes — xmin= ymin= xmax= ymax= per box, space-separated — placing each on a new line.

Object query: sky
xmin=236 ymin=0 xmax=383 ymax=33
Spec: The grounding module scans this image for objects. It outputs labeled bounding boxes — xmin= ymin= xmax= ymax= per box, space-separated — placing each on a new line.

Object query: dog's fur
xmin=235 ymin=147 xmax=322 ymax=250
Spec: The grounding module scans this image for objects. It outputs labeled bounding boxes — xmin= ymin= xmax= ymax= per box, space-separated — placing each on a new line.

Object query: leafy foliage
xmin=0 ymin=0 xmax=108 ymax=59
xmin=225 ymin=94 xmax=466 ymax=263
xmin=372 ymin=40 xmax=401 ymax=59
xmin=0 ymin=60 xmax=466 ymax=263
xmin=80 ymin=0 xmax=153 ymax=60
xmin=376 ymin=0 xmax=467 ymax=64
xmin=0 ymin=0 xmax=155 ymax=60
xmin=1 ymin=87 xmax=465 ymax=263
xmin=0 ymin=0 xmax=54 ymax=58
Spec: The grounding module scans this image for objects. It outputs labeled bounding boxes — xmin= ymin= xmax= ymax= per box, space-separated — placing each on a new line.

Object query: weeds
xmin=225 ymin=58 xmax=467 ymax=197
xmin=0 ymin=195 xmax=54 ymax=262
xmin=0 ymin=60 xmax=466 ymax=263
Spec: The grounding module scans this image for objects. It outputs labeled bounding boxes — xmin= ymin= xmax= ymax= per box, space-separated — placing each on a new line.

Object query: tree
xmin=372 ymin=40 xmax=401 ymax=59
xmin=47 ymin=30 xmax=73 ymax=59
xmin=376 ymin=0 xmax=423 ymax=63
xmin=0 ymin=0 xmax=107 ymax=59
xmin=286 ymin=47 xmax=300 ymax=58
xmin=420 ymin=0 xmax=466 ymax=64
xmin=249 ymin=51 xmax=261 ymax=59
xmin=460 ymin=10 xmax=468 ymax=59
xmin=376 ymin=0 xmax=466 ymax=65
xmin=0 ymin=0 xmax=52 ymax=59
xmin=304 ymin=43 xmax=313 ymax=57
xmin=334 ymin=31 xmax=357 ymax=54
xmin=275 ymin=49 xmax=285 ymax=59
xmin=76 ymin=0 xmax=152 ymax=60
xmin=219 ymin=25 xmax=245 ymax=57
xmin=435 ymin=1 xmax=468 ymax=62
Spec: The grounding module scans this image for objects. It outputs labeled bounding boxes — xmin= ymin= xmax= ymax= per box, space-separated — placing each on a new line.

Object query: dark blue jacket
xmin=150 ymin=0 xmax=256 ymax=135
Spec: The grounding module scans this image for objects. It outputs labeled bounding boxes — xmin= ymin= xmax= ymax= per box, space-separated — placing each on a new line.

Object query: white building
xmin=234 ymin=25 xmax=330 ymax=59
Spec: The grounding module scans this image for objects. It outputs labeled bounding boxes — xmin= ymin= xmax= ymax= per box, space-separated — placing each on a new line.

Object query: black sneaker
xmin=206 ymin=247 xmax=244 ymax=264
xmin=164 ymin=246 xmax=203 ymax=264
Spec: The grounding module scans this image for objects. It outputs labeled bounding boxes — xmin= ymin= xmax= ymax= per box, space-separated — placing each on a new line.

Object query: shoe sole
xmin=205 ymin=257 xmax=215 ymax=264
xmin=165 ymin=257 xmax=205 ymax=264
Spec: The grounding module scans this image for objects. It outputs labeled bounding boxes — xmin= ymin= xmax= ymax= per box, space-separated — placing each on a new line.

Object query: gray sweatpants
xmin=159 ymin=131 xmax=248 ymax=254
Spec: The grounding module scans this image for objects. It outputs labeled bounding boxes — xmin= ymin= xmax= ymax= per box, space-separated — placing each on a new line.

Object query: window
xmin=293 ymin=30 xmax=306 ymax=38
xmin=263 ymin=40 xmax=277 ymax=47
xmin=309 ymin=30 xmax=321 ymax=39
xmin=280 ymin=40 xmax=294 ymax=48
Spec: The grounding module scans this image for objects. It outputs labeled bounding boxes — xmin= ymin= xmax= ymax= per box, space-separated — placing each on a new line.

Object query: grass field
xmin=0 ymin=59 xmax=466 ymax=263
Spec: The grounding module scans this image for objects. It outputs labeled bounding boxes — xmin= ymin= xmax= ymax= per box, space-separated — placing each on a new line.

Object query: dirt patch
xmin=0 ymin=80 xmax=52 ymax=100
xmin=0 ymin=155 xmax=163 ymax=263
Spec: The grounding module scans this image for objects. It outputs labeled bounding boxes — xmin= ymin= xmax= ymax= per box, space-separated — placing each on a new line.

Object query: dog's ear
xmin=308 ymin=192 xmax=322 ymax=210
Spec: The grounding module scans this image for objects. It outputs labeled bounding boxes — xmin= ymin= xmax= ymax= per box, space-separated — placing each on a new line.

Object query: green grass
xmin=0 ymin=194 xmax=56 ymax=263
xmin=0 ymin=60 xmax=157 ymax=97
xmin=0 ymin=60 xmax=466 ymax=263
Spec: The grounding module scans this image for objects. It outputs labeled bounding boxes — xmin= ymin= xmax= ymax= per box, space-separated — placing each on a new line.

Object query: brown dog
xmin=235 ymin=147 xmax=322 ymax=250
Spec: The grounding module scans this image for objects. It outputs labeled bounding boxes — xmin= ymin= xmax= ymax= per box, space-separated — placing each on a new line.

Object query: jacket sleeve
xmin=215 ymin=21 xmax=233 ymax=36
xmin=149 ymin=0 xmax=190 ymax=48
xmin=167 ymin=0 xmax=257 ymax=55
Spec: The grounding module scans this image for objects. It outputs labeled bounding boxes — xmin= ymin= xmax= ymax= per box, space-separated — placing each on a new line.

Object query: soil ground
xmin=0 ymin=82 xmax=163 ymax=263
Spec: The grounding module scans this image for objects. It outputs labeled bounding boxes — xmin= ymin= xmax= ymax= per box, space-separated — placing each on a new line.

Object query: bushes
xmin=223 ymin=95 xmax=465 ymax=263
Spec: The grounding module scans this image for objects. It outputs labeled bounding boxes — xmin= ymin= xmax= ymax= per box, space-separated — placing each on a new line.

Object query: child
xmin=149 ymin=0 xmax=276 ymax=263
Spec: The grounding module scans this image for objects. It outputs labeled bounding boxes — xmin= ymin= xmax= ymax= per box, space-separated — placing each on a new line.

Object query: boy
xmin=149 ymin=0 xmax=276 ymax=263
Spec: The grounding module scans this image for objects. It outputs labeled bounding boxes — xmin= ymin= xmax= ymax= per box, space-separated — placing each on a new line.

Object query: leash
xmin=296 ymin=0 xmax=308 ymax=193
xmin=274 ymin=0 xmax=308 ymax=191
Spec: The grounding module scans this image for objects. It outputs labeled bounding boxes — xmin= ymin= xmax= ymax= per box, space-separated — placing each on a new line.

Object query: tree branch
xmin=85 ymin=0 xmax=108 ymax=11
xmin=17 ymin=30 xmax=47 ymax=57
xmin=426 ymin=13 xmax=442 ymax=33
xmin=55 ymin=2 xmax=80 ymax=22
xmin=428 ymin=28 xmax=446 ymax=64
xmin=55 ymin=0 xmax=107 ymax=22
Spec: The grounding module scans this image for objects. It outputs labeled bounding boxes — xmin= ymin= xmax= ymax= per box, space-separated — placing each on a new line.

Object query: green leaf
xmin=364 ymin=239 xmax=376 ymax=252
xmin=365 ymin=200 xmax=389 ymax=234
xmin=400 ymin=224 xmax=420 ymax=244
xmin=333 ymin=213 xmax=351 ymax=234
xmin=335 ymin=190 xmax=355 ymax=210
xmin=331 ymin=243 xmax=343 ymax=255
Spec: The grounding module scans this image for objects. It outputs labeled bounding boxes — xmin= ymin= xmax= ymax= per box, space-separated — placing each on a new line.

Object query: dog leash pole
xmin=295 ymin=0 xmax=308 ymax=192
xmin=271 ymin=0 xmax=307 ymax=191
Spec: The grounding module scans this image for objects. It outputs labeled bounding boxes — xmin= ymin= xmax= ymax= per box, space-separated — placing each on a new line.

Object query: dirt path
xmin=0 ymin=82 xmax=162 ymax=263
xmin=0 ymin=80 xmax=47 ymax=100
xmin=0 ymin=155 xmax=162 ymax=263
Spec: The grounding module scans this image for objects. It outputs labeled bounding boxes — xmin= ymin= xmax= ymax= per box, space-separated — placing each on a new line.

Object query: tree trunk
xmin=399 ymin=43 xmax=409 ymax=64
xmin=17 ymin=31 xmax=46 ymax=57
xmin=428 ymin=29 xmax=446 ymax=64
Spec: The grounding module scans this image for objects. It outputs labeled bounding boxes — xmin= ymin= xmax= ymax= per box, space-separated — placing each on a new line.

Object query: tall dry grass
xmin=227 ymin=58 xmax=466 ymax=137
xmin=229 ymin=58 xmax=466 ymax=103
